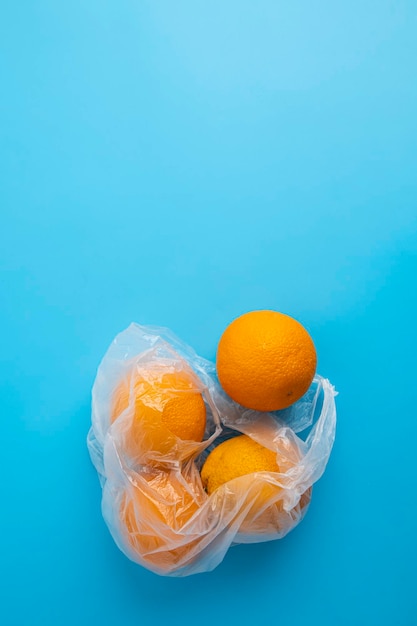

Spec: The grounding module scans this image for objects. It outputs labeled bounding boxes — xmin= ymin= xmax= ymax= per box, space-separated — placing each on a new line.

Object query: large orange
xmin=200 ymin=434 xmax=311 ymax=535
xmin=216 ymin=310 xmax=317 ymax=411
xmin=120 ymin=468 xmax=205 ymax=571
xmin=111 ymin=364 xmax=207 ymax=458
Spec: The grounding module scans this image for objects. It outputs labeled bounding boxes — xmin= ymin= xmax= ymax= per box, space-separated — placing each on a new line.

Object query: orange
xmin=217 ymin=310 xmax=317 ymax=411
xmin=200 ymin=434 xmax=310 ymax=535
xmin=201 ymin=435 xmax=279 ymax=495
xmin=111 ymin=364 xmax=207 ymax=458
xmin=120 ymin=468 xmax=205 ymax=571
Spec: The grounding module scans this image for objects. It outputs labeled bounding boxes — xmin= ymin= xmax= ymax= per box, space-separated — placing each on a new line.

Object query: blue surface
xmin=1 ymin=2 xmax=416 ymax=625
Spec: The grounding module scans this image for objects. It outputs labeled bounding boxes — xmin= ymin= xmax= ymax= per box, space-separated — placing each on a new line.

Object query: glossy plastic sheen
xmin=87 ymin=323 xmax=337 ymax=577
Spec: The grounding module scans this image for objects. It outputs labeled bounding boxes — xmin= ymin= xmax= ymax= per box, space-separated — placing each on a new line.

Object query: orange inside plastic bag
xmin=88 ymin=323 xmax=336 ymax=577
xmin=110 ymin=362 xmax=208 ymax=464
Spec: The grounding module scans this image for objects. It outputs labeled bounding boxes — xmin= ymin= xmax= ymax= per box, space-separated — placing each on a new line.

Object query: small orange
xmin=201 ymin=435 xmax=279 ymax=495
xmin=200 ymin=434 xmax=310 ymax=535
xmin=217 ymin=310 xmax=317 ymax=411
xmin=120 ymin=468 xmax=204 ymax=571
xmin=111 ymin=364 xmax=207 ymax=458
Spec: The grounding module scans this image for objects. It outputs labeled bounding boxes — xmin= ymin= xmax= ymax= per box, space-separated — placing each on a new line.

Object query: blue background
xmin=1 ymin=2 xmax=416 ymax=625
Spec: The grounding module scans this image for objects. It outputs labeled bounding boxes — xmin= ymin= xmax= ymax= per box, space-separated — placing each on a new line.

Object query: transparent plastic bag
xmin=87 ymin=323 xmax=337 ymax=577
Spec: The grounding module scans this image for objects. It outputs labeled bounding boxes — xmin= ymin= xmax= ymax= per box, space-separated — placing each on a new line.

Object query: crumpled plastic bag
xmin=87 ymin=323 xmax=337 ymax=577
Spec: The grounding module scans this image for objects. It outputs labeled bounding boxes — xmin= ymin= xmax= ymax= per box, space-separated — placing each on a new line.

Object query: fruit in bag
xmin=88 ymin=323 xmax=336 ymax=577
xmin=201 ymin=434 xmax=311 ymax=536
xmin=120 ymin=467 xmax=205 ymax=572
xmin=110 ymin=363 xmax=207 ymax=461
